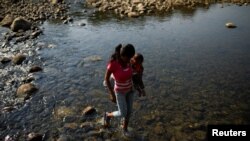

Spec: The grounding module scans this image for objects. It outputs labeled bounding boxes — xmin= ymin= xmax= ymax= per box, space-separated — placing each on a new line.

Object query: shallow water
xmin=1 ymin=3 xmax=250 ymax=141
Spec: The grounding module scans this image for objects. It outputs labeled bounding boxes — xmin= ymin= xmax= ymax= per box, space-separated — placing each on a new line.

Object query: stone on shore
xmin=10 ymin=17 xmax=32 ymax=32
xmin=0 ymin=57 xmax=11 ymax=64
xmin=50 ymin=0 xmax=63 ymax=5
xmin=128 ymin=12 xmax=140 ymax=18
xmin=12 ymin=54 xmax=26 ymax=65
xmin=0 ymin=14 xmax=14 ymax=27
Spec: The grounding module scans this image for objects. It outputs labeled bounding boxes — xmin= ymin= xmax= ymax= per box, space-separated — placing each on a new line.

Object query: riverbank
xmin=85 ymin=0 xmax=249 ymax=18
xmin=0 ymin=0 xmax=71 ymax=112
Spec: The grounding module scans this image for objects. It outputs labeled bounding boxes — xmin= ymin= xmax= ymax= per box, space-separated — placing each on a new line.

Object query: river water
xmin=1 ymin=3 xmax=250 ymax=141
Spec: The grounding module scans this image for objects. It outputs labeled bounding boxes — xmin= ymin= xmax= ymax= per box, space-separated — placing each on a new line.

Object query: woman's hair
xmin=110 ymin=44 xmax=135 ymax=61
xmin=110 ymin=44 xmax=122 ymax=61
xmin=120 ymin=44 xmax=135 ymax=59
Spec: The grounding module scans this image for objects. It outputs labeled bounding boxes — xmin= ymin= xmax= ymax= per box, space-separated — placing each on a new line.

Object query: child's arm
xmin=138 ymin=71 xmax=145 ymax=89
xmin=139 ymin=67 xmax=146 ymax=96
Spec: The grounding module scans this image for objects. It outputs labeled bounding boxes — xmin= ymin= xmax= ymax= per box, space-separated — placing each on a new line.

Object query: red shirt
xmin=107 ymin=60 xmax=133 ymax=93
xmin=132 ymin=63 xmax=143 ymax=74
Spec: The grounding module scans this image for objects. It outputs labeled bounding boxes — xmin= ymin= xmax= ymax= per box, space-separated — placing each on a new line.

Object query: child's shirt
xmin=130 ymin=59 xmax=144 ymax=75
xmin=131 ymin=62 xmax=144 ymax=89
xmin=132 ymin=63 xmax=143 ymax=75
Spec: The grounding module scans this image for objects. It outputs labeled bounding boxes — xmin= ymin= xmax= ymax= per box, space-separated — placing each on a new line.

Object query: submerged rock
xmin=16 ymin=83 xmax=38 ymax=96
xmin=225 ymin=22 xmax=237 ymax=28
xmin=53 ymin=106 xmax=75 ymax=119
xmin=82 ymin=106 xmax=96 ymax=115
xmin=30 ymin=30 xmax=43 ymax=39
xmin=29 ymin=66 xmax=43 ymax=73
xmin=27 ymin=132 xmax=43 ymax=141
xmin=4 ymin=135 xmax=15 ymax=141
xmin=57 ymin=135 xmax=70 ymax=141
xmin=83 ymin=55 xmax=102 ymax=62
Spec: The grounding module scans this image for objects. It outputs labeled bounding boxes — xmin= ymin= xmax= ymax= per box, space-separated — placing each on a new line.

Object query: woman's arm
xmin=104 ymin=69 xmax=116 ymax=103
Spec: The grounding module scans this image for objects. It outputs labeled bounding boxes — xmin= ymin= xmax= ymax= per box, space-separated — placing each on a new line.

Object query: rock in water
xmin=82 ymin=106 xmax=96 ymax=115
xmin=225 ymin=22 xmax=237 ymax=28
xmin=27 ymin=132 xmax=43 ymax=141
xmin=29 ymin=66 xmax=43 ymax=73
xmin=16 ymin=83 xmax=38 ymax=96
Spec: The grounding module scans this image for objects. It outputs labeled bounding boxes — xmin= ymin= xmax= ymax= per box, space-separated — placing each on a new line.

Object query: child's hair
xmin=120 ymin=44 xmax=135 ymax=59
xmin=110 ymin=44 xmax=122 ymax=61
xmin=134 ymin=53 xmax=144 ymax=63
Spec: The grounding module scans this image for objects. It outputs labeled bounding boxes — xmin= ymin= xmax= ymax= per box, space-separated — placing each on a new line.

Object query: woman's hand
xmin=104 ymin=68 xmax=116 ymax=103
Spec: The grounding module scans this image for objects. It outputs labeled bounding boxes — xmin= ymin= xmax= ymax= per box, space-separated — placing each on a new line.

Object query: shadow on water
xmin=1 ymin=2 xmax=250 ymax=141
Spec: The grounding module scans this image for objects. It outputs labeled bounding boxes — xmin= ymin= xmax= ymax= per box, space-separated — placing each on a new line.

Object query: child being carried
xmin=130 ymin=53 xmax=146 ymax=97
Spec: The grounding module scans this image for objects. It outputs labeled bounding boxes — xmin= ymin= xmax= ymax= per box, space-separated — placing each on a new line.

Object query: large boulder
xmin=0 ymin=14 xmax=14 ymax=27
xmin=10 ymin=17 xmax=32 ymax=32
